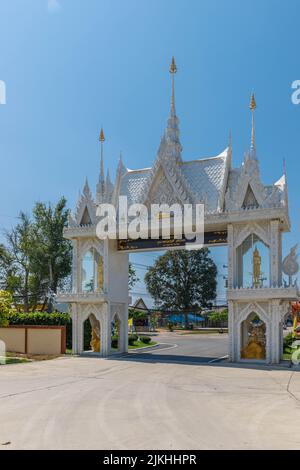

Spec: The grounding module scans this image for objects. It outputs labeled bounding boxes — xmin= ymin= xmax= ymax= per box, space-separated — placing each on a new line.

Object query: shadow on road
xmin=118 ymin=352 xmax=223 ymax=365
xmin=106 ymin=351 xmax=300 ymax=372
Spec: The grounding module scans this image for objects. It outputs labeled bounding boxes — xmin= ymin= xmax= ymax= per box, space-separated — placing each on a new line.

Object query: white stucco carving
xmin=282 ymin=244 xmax=299 ymax=283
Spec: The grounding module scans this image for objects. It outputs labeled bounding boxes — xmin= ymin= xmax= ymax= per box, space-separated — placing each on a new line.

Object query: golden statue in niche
xmin=89 ymin=314 xmax=101 ymax=353
xmin=96 ymin=255 xmax=104 ymax=291
xmin=253 ymin=246 xmax=261 ymax=287
xmin=90 ymin=328 xmax=100 ymax=352
xmin=241 ymin=319 xmax=266 ymax=360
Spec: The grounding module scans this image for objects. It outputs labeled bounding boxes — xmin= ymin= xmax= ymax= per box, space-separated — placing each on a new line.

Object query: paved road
xmin=1 ymin=333 xmax=300 ymax=450
xmin=128 ymin=331 xmax=229 ymax=364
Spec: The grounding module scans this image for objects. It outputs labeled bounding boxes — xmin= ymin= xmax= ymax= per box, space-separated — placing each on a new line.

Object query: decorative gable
xmin=80 ymin=206 xmax=92 ymax=226
xmin=225 ymin=159 xmax=266 ymax=211
xmin=73 ymin=180 xmax=97 ymax=227
xmin=242 ymin=184 xmax=259 ymax=209
xmin=147 ymin=167 xmax=181 ymax=205
xmin=142 ymin=157 xmax=196 ymax=207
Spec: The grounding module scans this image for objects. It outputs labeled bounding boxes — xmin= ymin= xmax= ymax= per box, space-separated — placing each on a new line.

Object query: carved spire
xmin=169 ymin=56 xmax=177 ymax=117
xmin=96 ymin=127 xmax=106 ymax=203
xmin=160 ymin=57 xmax=182 ymax=162
xmin=117 ymin=151 xmax=126 ymax=175
xmin=249 ymin=93 xmax=257 ymax=159
xmin=99 ymin=127 xmax=105 ymax=183
xmin=83 ymin=177 xmax=91 ymax=197
xmin=106 ymin=168 xmax=111 ymax=184
xmin=105 ymin=168 xmax=114 ymax=202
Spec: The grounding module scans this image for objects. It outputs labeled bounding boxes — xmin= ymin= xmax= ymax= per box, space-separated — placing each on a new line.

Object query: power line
xmin=131 ymin=262 xmax=151 ymax=269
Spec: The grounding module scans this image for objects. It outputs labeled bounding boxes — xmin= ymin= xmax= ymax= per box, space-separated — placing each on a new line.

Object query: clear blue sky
xmin=0 ymin=0 xmax=299 ymax=305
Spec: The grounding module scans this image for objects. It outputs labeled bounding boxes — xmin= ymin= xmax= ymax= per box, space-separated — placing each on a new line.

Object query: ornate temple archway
xmin=57 ymin=59 xmax=298 ymax=364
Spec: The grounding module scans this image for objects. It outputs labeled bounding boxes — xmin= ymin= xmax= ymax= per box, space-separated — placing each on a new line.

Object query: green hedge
xmin=129 ymin=334 xmax=138 ymax=346
xmin=139 ymin=335 xmax=151 ymax=344
xmin=7 ymin=312 xmax=72 ymax=350
xmin=111 ymin=335 xmax=118 ymax=349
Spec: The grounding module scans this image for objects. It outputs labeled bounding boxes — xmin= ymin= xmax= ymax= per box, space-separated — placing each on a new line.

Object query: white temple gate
xmin=57 ymin=59 xmax=298 ymax=363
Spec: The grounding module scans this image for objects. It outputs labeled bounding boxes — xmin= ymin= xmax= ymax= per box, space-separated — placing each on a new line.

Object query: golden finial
xmin=99 ymin=127 xmax=105 ymax=142
xmin=169 ymin=56 xmax=177 ymax=74
xmin=250 ymin=93 xmax=256 ymax=111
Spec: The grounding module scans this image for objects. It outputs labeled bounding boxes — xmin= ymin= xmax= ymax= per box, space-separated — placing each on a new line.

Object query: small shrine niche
xmin=240 ymin=312 xmax=266 ymax=360
xmin=236 ymin=234 xmax=270 ymax=288
xmin=81 ymin=248 xmax=103 ymax=292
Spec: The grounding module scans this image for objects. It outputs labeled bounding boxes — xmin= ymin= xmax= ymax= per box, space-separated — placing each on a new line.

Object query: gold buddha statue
xmin=241 ymin=325 xmax=266 ymax=360
xmin=90 ymin=328 xmax=100 ymax=352
xmin=89 ymin=314 xmax=101 ymax=353
xmin=96 ymin=255 xmax=104 ymax=291
xmin=253 ymin=246 xmax=261 ymax=287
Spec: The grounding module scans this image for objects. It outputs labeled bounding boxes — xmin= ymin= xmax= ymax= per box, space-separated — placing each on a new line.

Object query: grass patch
xmin=282 ymin=353 xmax=292 ymax=361
xmin=5 ymin=352 xmax=60 ymax=361
xmin=111 ymin=340 xmax=157 ymax=351
xmin=129 ymin=340 xmax=157 ymax=349
xmin=0 ymin=356 xmax=30 ymax=365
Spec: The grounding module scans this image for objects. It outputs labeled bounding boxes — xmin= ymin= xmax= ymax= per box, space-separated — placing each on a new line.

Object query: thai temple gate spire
xmin=99 ymin=127 xmax=105 ymax=181
xmin=169 ymin=56 xmax=177 ymax=117
xmin=249 ymin=92 xmax=257 ymax=159
xmin=97 ymin=127 xmax=106 ymax=202
xmin=161 ymin=56 xmax=182 ymax=162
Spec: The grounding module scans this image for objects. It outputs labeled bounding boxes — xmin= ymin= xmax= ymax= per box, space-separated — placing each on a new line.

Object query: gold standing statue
xmin=253 ymin=246 xmax=261 ymax=287
xmin=96 ymin=255 xmax=104 ymax=291
xmin=89 ymin=314 xmax=101 ymax=353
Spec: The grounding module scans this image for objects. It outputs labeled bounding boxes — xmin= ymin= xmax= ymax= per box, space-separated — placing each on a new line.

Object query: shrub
xmin=283 ymin=333 xmax=295 ymax=354
xmin=209 ymin=309 xmax=228 ymax=324
xmin=0 ymin=290 xmax=14 ymax=326
xmin=111 ymin=335 xmax=118 ymax=349
xmin=139 ymin=335 xmax=151 ymax=344
xmin=7 ymin=311 xmax=72 ymax=349
xmin=128 ymin=334 xmax=137 ymax=346
xmin=130 ymin=333 xmax=138 ymax=341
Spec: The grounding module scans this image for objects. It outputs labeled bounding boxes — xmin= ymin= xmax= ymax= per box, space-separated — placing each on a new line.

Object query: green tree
xmin=145 ymin=249 xmax=217 ymax=327
xmin=0 ymin=290 xmax=13 ymax=326
xmin=31 ymin=197 xmax=72 ymax=311
xmin=0 ymin=198 xmax=72 ymax=312
xmin=0 ymin=244 xmax=13 ymax=290
xmin=3 ymin=212 xmax=37 ymax=312
xmin=209 ymin=309 xmax=228 ymax=324
xmin=129 ymin=262 xmax=139 ymax=290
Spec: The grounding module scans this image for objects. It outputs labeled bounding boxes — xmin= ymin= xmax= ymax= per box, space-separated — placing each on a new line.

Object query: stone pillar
xmin=72 ymin=239 xmax=78 ymax=293
xmin=71 ymin=304 xmax=80 ymax=354
xmin=228 ymin=300 xmax=235 ymax=361
xmin=270 ymin=299 xmax=281 ymax=364
xmin=101 ymin=303 xmax=111 ymax=357
xmin=270 ymin=219 xmax=281 ymax=287
xmin=119 ymin=304 xmax=128 ymax=353
xmin=77 ymin=307 xmax=84 ymax=353
xmin=227 ymin=224 xmax=234 ymax=289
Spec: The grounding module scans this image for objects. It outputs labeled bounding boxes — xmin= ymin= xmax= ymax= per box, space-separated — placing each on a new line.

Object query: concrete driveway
xmin=128 ymin=331 xmax=229 ymax=363
xmin=1 ymin=333 xmax=300 ymax=450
